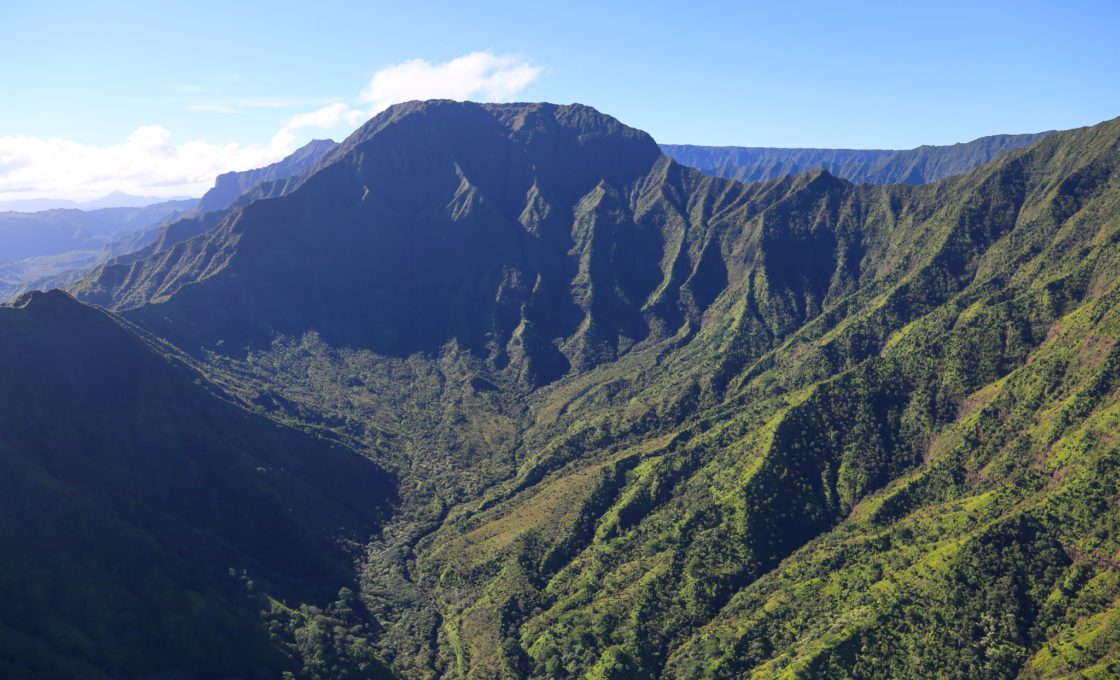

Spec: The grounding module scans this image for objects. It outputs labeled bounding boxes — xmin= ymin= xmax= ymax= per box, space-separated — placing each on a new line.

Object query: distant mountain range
xmin=3 ymin=101 xmax=1119 ymax=678
xmin=0 ymin=200 xmax=197 ymax=299
xmin=662 ymin=130 xmax=1052 ymax=184
xmin=0 ymin=190 xmax=196 ymax=213
xmin=0 ymin=200 xmax=197 ymax=262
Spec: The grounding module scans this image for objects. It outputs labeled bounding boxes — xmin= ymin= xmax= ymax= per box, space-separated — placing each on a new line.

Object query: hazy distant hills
xmin=0 ymin=200 xmax=197 ymax=300
xmin=0 ymin=200 xmax=197 ymax=262
xmin=0 ymin=190 xmax=194 ymax=213
xmin=663 ymin=130 xmax=1052 ymax=184
xmin=0 ymin=101 xmax=1115 ymax=678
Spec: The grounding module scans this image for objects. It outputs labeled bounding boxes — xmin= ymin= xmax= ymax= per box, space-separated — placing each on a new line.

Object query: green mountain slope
xmin=56 ymin=103 xmax=1120 ymax=678
xmin=404 ymin=117 xmax=1120 ymax=679
xmin=663 ymin=131 xmax=1051 ymax=185
xmin=0 ymin=290 xmax=396 ymax=679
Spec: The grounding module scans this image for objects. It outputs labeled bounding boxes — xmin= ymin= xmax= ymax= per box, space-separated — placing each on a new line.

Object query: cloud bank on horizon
xmin=0 ymin=51 xmax=540 ymax=202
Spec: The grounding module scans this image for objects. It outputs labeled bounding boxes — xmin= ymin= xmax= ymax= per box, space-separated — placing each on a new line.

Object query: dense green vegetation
xmin=0 ymin=101 xmax=1113 ymax=678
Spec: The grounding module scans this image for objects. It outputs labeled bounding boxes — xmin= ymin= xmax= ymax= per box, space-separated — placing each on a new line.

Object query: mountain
xmin=0 ymin=289 xmax=396 ymax=679
xmin=74 ymin=102 xmax=676 ymax=377
xmin=0 ymin=192 xmax=194 ymax=213
xmin=663 ymin=130 xmax=1052 ymax=185
xmin=53 ymin=101 xmax=1120 ymax=679
xmin=196 ymin=138 xmax=337 ymax=213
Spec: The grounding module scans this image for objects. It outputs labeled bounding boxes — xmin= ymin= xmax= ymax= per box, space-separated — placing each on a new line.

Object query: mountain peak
xmin=6 ymin=288 xmax=90 ymax=318
xmin=9 ymin=287 xmax=71 ymax=309
xmin=338 ymin=100 xmax=660 ymax=166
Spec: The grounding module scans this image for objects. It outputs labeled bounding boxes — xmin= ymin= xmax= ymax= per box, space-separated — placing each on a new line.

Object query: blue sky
xmin=1 ymin=0 xmax=1118 ymax=199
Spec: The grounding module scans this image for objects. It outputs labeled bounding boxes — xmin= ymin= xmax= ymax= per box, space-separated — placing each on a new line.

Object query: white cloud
xmin=269 ymin=102 xmax=367 ymax=152
xmin=287 ymin=102 xmax=366 ymax=130
xmin=1 ymin=51 xmax=543 ymax=201
xmin=0 ymin=127 xmax=294 ymax=202
xmin=359 ymin=51 xmax=541 ymax=114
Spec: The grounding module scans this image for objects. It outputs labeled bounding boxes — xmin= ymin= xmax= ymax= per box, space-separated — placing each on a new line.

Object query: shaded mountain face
xmin=663 ymin=130 xmax=1052 ymax=185
xmin=0 ymin=290 xmax=395 ymax=679
xmin=55 ymin=102 xmax=1120 ymax=679
xmin=73 ymin=102 xmax=676 ymax=378
xmin=73 ymin=101 xmax=881 ymax=384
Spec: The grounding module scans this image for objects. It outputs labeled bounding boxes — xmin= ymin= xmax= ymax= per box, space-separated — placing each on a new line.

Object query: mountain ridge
xmin=196 ymin=138 xmax=337 ymax=213
xmin=662 ymin=130 xmax=1053 ymax=185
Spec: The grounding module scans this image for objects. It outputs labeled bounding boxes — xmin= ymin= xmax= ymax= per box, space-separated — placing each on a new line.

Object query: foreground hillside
xmin=0 ymin=291 xmax=395 ymax=678
xmin=43 ymin=103 xmax=1120 ymax=678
